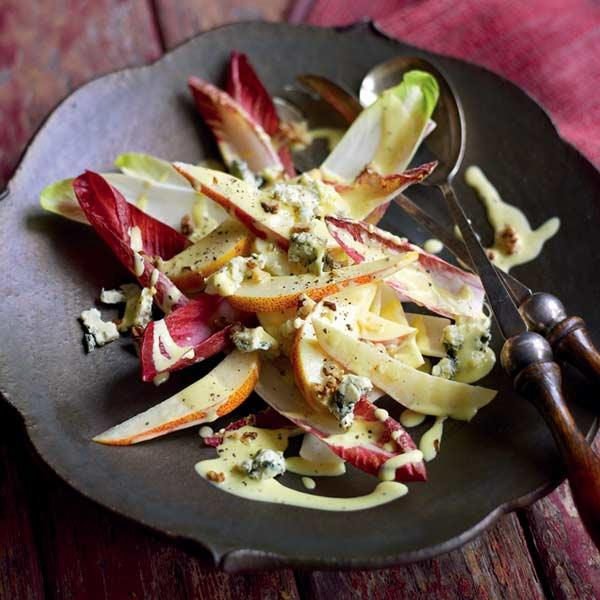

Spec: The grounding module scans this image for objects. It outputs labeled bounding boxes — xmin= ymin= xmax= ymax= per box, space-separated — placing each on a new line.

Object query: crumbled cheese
xmin=100 ymin=288 xmax=126 ymax=304
xmin=330 ymin=374 xmax=373 ymax=429
xmin=204 ymin=255 xmax=268 ymax=296
xmin=117 ymin=284 xmax=144 ymax=332
xmin=252 ymin=238 xmax=303 ymax=276
xmin=80 ymin=308 xmax=119 ymax=352
xmin=240 ymin=449 xmax=286 ymax=480
xmin=270 ymin=181 xmax=321 ymax=223
xmin=231 ymin=326 xmax=279 ymax=356
xmin=229 ymin=159 xmax=262 ymax=187
xmin=432 ymin=357 xmax=457 ymax=380
xmin=134 ymin=287 xmax=155 ymax=329
xmin=432 ymin=315 xmax=494 ymax=381
xmin=288 ymin=230 xmax=326 ymax=274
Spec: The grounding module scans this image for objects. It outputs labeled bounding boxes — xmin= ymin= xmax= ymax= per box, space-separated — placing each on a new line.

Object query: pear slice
xmin=93 ymin=350 xmax=259 ymax=445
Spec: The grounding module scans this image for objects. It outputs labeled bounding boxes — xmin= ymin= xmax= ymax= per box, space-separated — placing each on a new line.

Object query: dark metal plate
xmin=1 ymin=21 xmax=599 ymax=572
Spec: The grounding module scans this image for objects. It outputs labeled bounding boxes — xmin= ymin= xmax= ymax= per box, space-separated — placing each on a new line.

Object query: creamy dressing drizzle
xmin=378 ymin=449 xmax=423 ymax=481
xmin=199 ymin=426 xmax=214 ymax=438
xmin=151 ymin=319 xmax=195 ymax=374
xmin=196 ymin=425 xmax=409 ymax=511
xmin=133 ymin=252 xmax=145 ymax=277
xmin=286 ymin=456 xmax=346 ymax=477
xmin=423 ymin=238 xmax=443 ymax=254
xmin=302 ymin=477 xmax=316 ymax=490
xmin=129 ymin=226 xmax=143 ymax=252
xmin=419 ymin=416 xmax=446 ymax=461
xmin=374 ymin=408 xmax=389 ymax=422
xmin=399 ymin=409 xmax=427 ymax=428
xmin=150 ymin=268 xmax=159 ymax=287
xmin=306 ymin=128 xmax=345 ymax=152
xmin=152 ymin=372 xmax=170 ymax=386
xmin=162 ymin=287 xmax=182 ymax=313
xmin=465 ymin=166 xmax=560 ymax=272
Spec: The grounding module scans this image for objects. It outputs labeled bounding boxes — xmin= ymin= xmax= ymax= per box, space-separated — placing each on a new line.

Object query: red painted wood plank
xmin=0 ymin=404 xmax=45 ymax=599
xmin=522 ymin=436 xmax=600 ymax=600
xmin=153 ymin=0 xmax=294 ymax=49
xmin=17 ymin=453 xmax=300 ymax=600
xmin=297 ymin=514 xmax=545 ymax=600
xmin=0 ymin=0 xmax=163 ymax=188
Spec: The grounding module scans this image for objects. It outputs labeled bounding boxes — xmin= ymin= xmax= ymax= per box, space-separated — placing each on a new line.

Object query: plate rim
xmin=1 ymin=19 xmax=598 ymax=572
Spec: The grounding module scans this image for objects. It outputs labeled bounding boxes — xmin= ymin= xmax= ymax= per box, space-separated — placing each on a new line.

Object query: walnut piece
xmin=496 ymin=225 xmax=520 ymax=255
xmin=206 ymin=470 xmax=225 ymax=483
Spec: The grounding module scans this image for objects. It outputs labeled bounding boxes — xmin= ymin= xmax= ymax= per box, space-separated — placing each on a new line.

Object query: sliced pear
xmin=291 ymin=284 xmax=384 ymax=412
xmin=256 ymin=360 xmax=426 ymax=482
xmin=158 ymin=219 xmax=253 ymax=293
xmin=357 ymin=312 xmax=414 ymax=343
xmin=174 ymin=163 xmax=304 ymax=249
xmin=225 ymin=254 xmax=417 ymax=312
xmin=93 ymin=351 xmax=259 ymax=445
xmin=312 ymin=316 xmax=496 ymax=420
xmin=405 ymin=313 xmax=450 ymax=358
xmin=379 ymin=285 xmax=409 ymax=325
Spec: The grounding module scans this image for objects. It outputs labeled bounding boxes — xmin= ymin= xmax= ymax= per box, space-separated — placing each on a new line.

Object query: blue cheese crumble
xmin=288 ymin=229 xmax=327 ymax=275
xmin=101 ymin=284 xmax=155 ymax=332
xmin=80 ymin=308 xmax=119 ymax=352
xmin=204 ymin=255 xmax=269 ymax=296
xmin=432 ymin=315 xmax=495 ymax=383
xmin=240 ymin=449 xmax=286 ymax=480
xmin=330 ymin=374 xmax=373 ymax=429
xmin=231 ymin=326 xmax=279 ymax=356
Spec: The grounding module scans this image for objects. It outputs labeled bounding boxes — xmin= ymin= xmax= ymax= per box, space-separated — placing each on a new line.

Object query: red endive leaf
xmin=227 ymin=51 xmax=279 ymax=137
xmin=188 ymin=76 xmax=283 ymax=176
xmin=203 ymin=408 xmax=295 ymax=447
xmin=73 ymin=171 xmax=189 ymax=313
xmin=256 ymin=361 xmax=426 ymax=483
xmin=326 ymin=216 xmax=485 ymax=318
xmin=139 ymin=295 xmax=248 ymax=382
xmin=226 ymin=52 xmax=296 ymax=177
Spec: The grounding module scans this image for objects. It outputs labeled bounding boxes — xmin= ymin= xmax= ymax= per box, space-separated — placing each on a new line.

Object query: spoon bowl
xmin=360 ymin=56 xmax=466 ymax=184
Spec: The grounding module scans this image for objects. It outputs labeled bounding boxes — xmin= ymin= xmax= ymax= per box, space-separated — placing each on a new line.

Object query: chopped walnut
xmin=206 ymin=470 xmax=225 ymax=483
xmin=291 ymin=223 xmax=311 ymax=234
xmin=297 ymin=293 xmax=316 ymax=319
xmin=496 ymin=225 xmax=520 ymax=255
xmin=181 ymin=214 xmax=194 ymax=236
xmin=312 ymin=359 xmax=345 ymax=401
xmin=260 ymin=200 xmax=279 ymax=214
xmin=323 ymin=300 xmax=337 ymax=311
xmin=241 ymin=431 xmax=258 ymax=444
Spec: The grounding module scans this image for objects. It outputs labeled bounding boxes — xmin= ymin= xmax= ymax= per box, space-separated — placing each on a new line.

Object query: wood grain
xmin=5 ymin=408 xmax=299 ymax=600
xmin=1 ymin=1 xmax=598 ymax=597
xmin=0 ymin=404 xmax=45 ymax=599
xmin=153 ymin=0 xmax=294 ymax=49
xmin=523 ymin=436 xmax=600 ymax=600
xmin=0 ymin=0 xmax=162 ymax=188
xmin=549 ymin=316 xmax=600 ymax=387
xmin=297 ymin=514 xmax=544 ymax=600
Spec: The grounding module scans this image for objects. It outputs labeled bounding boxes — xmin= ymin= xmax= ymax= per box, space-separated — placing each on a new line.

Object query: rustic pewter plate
xmin=1 ymin=21 xmax=599 ymax=572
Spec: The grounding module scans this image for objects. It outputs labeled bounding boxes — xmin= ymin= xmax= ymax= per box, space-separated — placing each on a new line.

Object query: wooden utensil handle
xmin=548 ymin=316 xmax=600 ymax=385
xmin=515 ymin=360 xmax=600 ymax=548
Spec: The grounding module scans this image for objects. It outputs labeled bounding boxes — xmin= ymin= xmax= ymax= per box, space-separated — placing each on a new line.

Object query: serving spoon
xmin=362 ymin=57 xmax=600 ymax=546
xmin=358 ymin=56 xmax=600 ymax=387
xmin=297 ymin=62 xmax=600 ymax=385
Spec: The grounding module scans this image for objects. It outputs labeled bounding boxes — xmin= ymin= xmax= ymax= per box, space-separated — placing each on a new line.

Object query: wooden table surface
xmin=1 ymin=2 xmax=599 ymax=598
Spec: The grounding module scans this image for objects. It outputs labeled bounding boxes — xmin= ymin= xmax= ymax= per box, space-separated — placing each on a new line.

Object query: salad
xmin=40 ymin=52 xmax=500 ymax=511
